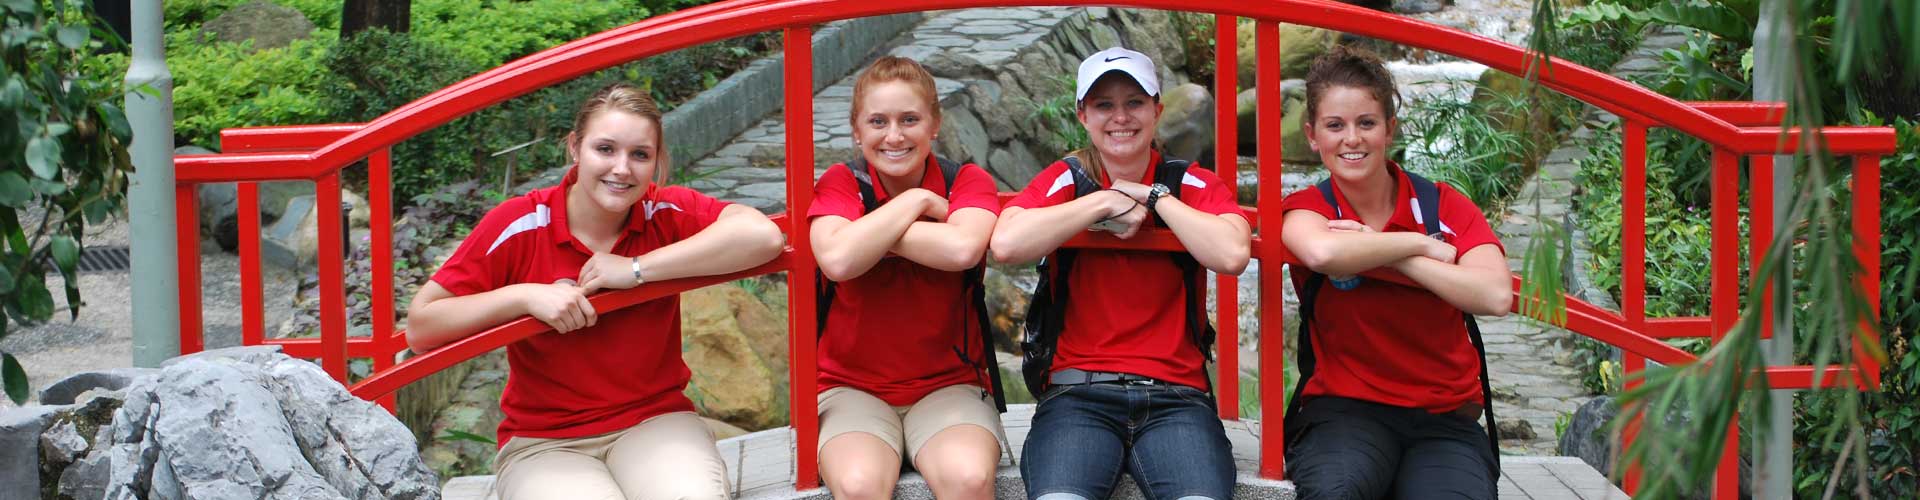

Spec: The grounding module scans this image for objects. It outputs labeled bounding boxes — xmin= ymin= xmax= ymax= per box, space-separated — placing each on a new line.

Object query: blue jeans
xmin=1284 ymin=396 xmax=1496 ymax=500
xmin=1020 ymin=382 xmax=1235 ymax=500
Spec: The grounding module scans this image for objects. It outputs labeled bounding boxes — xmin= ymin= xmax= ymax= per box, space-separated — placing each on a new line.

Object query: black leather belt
xmin=1050 ymin=368 xmax=1163 ymax=386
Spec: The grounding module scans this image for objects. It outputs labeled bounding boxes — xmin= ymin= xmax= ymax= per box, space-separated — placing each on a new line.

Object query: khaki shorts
xmin=493 ymin=411 xmax=731 ymax=500
xmin=817 ymin=384 xmax=1008 ymax=461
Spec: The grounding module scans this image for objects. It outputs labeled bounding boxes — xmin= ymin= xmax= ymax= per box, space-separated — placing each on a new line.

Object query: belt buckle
xmin=1126 ymin=377 xmax=1157 ymax=386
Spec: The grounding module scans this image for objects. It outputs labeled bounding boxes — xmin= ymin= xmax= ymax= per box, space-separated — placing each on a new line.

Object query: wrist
xmin=631 ymin=256 xmax=645 ymax=286
xmin=1105 ymin=190 xmax=1136 ymax=217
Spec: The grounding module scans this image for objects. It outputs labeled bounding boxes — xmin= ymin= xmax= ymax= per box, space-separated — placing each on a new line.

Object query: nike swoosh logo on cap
xmin=1104 ymin=56 xmax=1129 ymax=62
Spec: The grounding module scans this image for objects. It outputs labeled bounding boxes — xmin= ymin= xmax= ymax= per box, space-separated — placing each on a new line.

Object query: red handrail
xmin=166 ymin=1 xmax=1893 ymax=496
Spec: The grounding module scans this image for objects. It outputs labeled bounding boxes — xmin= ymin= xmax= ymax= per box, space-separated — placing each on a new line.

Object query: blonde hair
xmin=567 ymin=82 xmax=671 ymax=185
xmin=850 ymin=56 xmax=942 ymax=131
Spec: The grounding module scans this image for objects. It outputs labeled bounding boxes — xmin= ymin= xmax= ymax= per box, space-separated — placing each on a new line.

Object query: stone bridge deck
xmin=444 ymin=404 xmax=1626 ymax=500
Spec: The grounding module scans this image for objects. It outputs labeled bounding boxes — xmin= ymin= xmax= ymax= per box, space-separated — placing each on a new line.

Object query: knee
xmin=827 ymin=467 xmax=898 ymax=500
xmin=925 ymin=461 xmax=996 ymax=498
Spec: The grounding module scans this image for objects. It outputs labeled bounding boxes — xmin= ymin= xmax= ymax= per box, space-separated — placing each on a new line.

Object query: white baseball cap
xmin=1075 ymin=47 xmax=1160 ymax=103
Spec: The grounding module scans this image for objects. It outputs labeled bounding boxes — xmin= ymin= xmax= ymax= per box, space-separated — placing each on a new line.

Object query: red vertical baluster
xmin=1710 ymin=147 xmax=1739 ymax=499
xmin=240 ymin=182 xmax=264 ymax=347
xmin=1621 ymin=122 xmax=1648 ymax=493
xmin=176 ymin=185 xmax=204 ymax=354
xmin=1255 ymin=19 xmax=1287 ymax=481
xmin=1750 ymin=156 xmax=1773 ymax=339
xmin=370 ymin=148 xmax=396 ymax=411
xmin=1852 ymin=155 xmax=1883 ymax=387
xmin=782 ymin=25 xmax=820 ymax=492
xmin=1213 ymin=13 xmax=1241 ymax=420
xmin=316 ymin=174 xmax=349 ymax=383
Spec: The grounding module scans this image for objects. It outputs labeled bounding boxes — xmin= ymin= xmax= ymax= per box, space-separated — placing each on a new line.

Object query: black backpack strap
xmin=817 ymin=160 xmax=883 ymax=337
xmin=1404 ymin=171 xmax=1502 ymax=473
xmin=932 ymin=157 xmax=1010 ymax=413
xmin=1151 ymin=158 xmax=1219 ymax=396
xmin=1021 ymin=157 xmax=1102 ymax=396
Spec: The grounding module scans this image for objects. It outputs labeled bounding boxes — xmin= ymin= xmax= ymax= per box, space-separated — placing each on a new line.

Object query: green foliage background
xmin=92 ymin=0 xmax=767 ymax=205
xmin=1560 ymin=1 xmax=1919 ymax=496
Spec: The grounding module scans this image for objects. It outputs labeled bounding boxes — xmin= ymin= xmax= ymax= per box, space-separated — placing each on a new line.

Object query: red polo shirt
xmin=1279 ymin=162 xmax=1505 ymax=412
xmin=432 ymin=168 xmax=731 ymax=447
xmin=808 ymin=156 xmax=1003 ymax=405
xmin=1005 ymin=152 xmax=1246 ymax=390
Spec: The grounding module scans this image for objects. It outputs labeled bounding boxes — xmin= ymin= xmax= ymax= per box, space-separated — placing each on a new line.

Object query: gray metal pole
xmin=126 ymin=0 xmax=180 ymax=368
xmin=1753 ymin=0 xmax=1794 ymax=497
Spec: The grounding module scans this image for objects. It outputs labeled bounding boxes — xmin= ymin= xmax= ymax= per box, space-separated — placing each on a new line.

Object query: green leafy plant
xmin=1024 ymin=75 xmax=1088 ymax=153
xmin=0 ymin=0 xmax=134 ymax=404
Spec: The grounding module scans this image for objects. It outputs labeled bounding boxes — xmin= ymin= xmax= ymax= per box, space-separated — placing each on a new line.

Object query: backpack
xmin=1019 ymin=155 xmax=1218 ymax=397
xmin=814 ymin=157 xmax=1008 ymax=413
xmin=1284 ymin=171 xmax=1501 ymax=474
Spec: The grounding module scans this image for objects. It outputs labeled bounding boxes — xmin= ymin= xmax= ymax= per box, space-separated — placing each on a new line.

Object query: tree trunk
xmin=341 ymin=0 xmax=410 ymax=38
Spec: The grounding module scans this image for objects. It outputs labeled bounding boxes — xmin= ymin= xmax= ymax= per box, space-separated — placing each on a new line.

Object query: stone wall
xmin=921 ymin=8 xmax=1201 ymax=190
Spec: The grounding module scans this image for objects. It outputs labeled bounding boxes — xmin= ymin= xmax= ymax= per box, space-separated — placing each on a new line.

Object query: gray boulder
xmin=38 ymin=367 xmax=156 ymax=405
xmin=60 ymin=347 xmax=444 ymax=500
xmin=1556 ymin=396 xmax=1618 ymax=476
xmin=202 ymin=0 xmax=316 ymax=51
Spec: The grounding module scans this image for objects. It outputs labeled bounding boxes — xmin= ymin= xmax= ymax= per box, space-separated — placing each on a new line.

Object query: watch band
xmin=631 ymin=256 xmax=645 ymax=285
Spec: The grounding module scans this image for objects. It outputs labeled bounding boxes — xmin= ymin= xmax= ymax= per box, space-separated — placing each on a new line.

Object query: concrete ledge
xmin=442 ymin=462 xmax=1297 ymax=500
xmin=664 ymin=12 xmax=924 ymax=168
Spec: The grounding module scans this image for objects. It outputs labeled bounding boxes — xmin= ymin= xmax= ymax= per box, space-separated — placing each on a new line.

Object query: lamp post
xmin=127 ymin=0 xmax=179 ymax=368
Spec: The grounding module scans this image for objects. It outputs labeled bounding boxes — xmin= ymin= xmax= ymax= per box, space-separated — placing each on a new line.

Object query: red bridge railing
xmin=169 ymin=1 xmax=1892 ymax=497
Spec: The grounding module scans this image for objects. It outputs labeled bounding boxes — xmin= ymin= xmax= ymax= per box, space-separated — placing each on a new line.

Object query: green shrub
xmin=1792 ymin=116 xmax=1920 ymax=499
xmin=410 ymin=0 xmax=648 ymax=69
xmin=164 ymin=0 xmax=342 ymax=31
xmin=168 ymin=33 xmax=335 ymax=151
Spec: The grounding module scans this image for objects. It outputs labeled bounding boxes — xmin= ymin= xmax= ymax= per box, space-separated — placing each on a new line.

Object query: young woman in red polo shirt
xmin=403 ymin=83 xmax=785 ymax=500
xmin=991 ymin=47 xmax=1251 ymax=500
xmin=808 ymin=56 xmax=1007 ymax=500
xmin=1278 ymin=46 xmax=1513 ymax=500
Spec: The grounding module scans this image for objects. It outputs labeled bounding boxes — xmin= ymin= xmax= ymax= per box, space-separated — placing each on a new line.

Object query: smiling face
xmin=1077 ymin=73 xmax=1163 ymax=164
xmin=568 ymin=109 xmax=660 ymax=216
xmin=1306 ymin=85 xmax=1396 ymax=183
xmin=853 ymin=80 xmax=939 ymax=180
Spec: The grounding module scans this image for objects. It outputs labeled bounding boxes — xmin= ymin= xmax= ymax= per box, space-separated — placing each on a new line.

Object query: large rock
xmin=1236 ymin=80 xmax=1318 ymax=164
xmin=1237 ymin=23 xmax=1338 ymax=91
xmin=680 ymin=284 xmax=789 ymax=431
xmin=1156 ymin=83 xmax=1215 ymax=162
xmin=202 ymin=0 xmax=315 ymax=51
xmin=1557 ymin=396 xmax=1618 ymax=477
xmin=93 ymin=347 xmax=440 ymax=500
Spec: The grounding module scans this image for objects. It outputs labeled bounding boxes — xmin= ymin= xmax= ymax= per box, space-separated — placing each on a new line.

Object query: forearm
xmin=813 ymin=199 xmax=925 ymax=280
xmin=1290 ymin=229 xmax=1434 ymax=276
xmin=1394 ymin=256 xmax=1513 ymax=316
xmin=1153 ymin=198 xmax=1251 ymax=275
xmin=406 ymin=285 xmax=532 ymax=353
xmin=891 ymin=209 xmax=994 ymax=272
xmin=638 ymin=206 xmax=785 ymax=282
xmin=989 ymin=192 xmax=1128 ymax=264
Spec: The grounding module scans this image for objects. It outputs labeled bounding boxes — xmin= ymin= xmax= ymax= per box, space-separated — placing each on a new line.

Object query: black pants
xmin=1284 ymin=396 xmax=1497 ymax=500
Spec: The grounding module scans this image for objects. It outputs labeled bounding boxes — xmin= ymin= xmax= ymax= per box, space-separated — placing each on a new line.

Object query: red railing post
xmin=175 ymin=184 xmax=204 ymax=355
xmin=781 ymin=25 xmax=821 ymax=492
xmin=1852 ymin=155 xmax=1883 ymax=387
xmin=1213 ymin=13 xmax=1241 ymax=420
xmin=1254 ymin=19 xmax=1287 ymax=481
xmin=316 ymin=174 xmax=349 ymax=383
xmin=239 ymin=182 xmax=264 ymax=347
xmin=1750 ymin=156 xmax=1774 ymax=339
xmin=370 ymin=148 xmax=397 ymax=411
xmin=1621 ymin=121 xmax=1648 ymax=493
xmin=1709 ymin=147 xmax=1739 ymax=499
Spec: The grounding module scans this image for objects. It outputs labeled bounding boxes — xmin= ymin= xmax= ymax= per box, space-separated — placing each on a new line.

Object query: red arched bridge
xmin=169 ymin=1 xmax=1890 ymax=497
